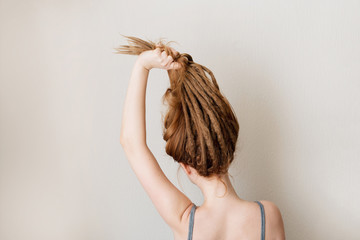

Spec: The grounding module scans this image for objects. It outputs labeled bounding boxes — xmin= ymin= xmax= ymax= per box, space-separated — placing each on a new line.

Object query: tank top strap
xmin=187 ymin=203 xmax=197 ymax=240
xmin=254 ymin=201 xmax=265 ymax=240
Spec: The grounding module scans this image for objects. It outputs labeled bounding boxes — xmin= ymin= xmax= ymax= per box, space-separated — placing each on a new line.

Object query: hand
xmin=136 ymin=45 xmax=182 ymax=71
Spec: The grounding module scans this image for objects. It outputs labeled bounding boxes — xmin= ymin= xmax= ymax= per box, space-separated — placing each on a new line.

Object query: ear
xmin=180 ymin=162 xmax=191 ymax=175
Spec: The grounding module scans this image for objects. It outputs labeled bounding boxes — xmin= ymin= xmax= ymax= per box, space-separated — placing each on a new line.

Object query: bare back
xmin=172 ymin=199 xmax=285 ymax=240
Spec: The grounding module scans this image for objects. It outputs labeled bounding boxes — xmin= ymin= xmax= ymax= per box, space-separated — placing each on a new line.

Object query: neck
xmin=196 ymin=173 xmax=242 ymax=208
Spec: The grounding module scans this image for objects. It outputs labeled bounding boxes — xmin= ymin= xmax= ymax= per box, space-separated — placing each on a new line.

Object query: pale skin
xmin=119 ymin=46 xmax=286 ymax=239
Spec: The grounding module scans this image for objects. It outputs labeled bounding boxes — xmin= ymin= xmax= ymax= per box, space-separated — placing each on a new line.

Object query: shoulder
xmin=172 ymin=202 xmax=195 ymax=238
xmin=258 ymin=200 xmax=285 ymax=240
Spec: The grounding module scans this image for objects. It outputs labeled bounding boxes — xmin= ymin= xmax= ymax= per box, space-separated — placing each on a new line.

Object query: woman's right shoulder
xmin=257 ymin=200 xmax=286 ymax=240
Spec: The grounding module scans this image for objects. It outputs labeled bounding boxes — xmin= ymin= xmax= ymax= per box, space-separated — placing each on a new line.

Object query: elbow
xmin=119 ymin=135 xmax=130 ymax=145
xmin=119 ymin=135 xmax=137 ymax=147
xmin=119 ymin=135 xmax=146 ymax=150
xmin=119 ymin=137 xmax=133 ymax=152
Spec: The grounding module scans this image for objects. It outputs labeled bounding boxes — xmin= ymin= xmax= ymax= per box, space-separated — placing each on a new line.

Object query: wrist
xmin=135 ymin=57 xmax=151 ymax=71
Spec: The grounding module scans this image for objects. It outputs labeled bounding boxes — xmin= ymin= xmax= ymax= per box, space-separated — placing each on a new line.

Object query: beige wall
xmin=1 ymin=0 xmax=359 ymax=239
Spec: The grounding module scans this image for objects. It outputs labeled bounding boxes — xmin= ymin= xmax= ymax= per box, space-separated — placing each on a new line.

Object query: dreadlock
xmin=114 ymin=35 xmax=240 ymax=187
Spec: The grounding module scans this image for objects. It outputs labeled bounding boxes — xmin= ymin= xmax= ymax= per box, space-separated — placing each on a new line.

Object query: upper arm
xmin=260 ymin=200 xmax=286 ymax=240
xmin=120 ymin=141 xmax=192 ymax=231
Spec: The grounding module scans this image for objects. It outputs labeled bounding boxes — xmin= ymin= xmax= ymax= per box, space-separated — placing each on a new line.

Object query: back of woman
xmin=116 ymin=36 xmax=285 ymax=240
xmin=174 ymin=199 xmax=284 ymax=240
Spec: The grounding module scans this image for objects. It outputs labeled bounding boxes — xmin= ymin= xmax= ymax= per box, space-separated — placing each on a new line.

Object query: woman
xmin=116 ymin=36 xmax=285 ymax=240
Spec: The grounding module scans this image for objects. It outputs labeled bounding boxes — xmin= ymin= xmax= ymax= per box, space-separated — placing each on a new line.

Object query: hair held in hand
xmin=114 ymin=35 xmax=240 ymax=179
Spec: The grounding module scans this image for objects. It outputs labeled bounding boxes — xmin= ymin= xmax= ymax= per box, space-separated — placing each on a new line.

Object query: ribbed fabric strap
xmin=254 ymin=201 xmax=265 ymax=240
xmin=187 ymin=204 xmax=197 ymax=240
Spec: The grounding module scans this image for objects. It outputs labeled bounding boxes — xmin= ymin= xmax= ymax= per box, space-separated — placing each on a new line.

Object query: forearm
xmin=120 ymin=59 xmax=149 ymax=147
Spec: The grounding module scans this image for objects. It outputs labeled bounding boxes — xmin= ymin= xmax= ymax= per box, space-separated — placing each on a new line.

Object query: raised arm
xmin=119 ymin=47 xmax=193 ymax=232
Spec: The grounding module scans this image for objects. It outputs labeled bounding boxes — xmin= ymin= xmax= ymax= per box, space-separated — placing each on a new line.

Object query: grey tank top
xmin=187 ymin=201 xmax=265 ymax=240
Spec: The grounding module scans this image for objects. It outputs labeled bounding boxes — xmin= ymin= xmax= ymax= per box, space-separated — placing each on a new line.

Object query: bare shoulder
xmin=258 ymin=200 xmax=286 ymax=240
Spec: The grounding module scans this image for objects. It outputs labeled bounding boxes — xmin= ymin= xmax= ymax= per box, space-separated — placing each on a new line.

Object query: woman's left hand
xmin=136 ymin=45 xmax=182 ymax=71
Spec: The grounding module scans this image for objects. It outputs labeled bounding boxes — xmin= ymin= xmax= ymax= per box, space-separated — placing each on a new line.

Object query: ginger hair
xmin=114 ymin=35 xmax=240 ymax=191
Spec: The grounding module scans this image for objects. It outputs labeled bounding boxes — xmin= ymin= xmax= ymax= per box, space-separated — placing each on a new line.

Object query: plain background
xmin=1 ymin=0 xmax=359 ymax=239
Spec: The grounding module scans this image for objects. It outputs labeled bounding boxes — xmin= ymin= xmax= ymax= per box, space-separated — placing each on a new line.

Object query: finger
xmin=169 ymin=47 xmax=179 ymax=56
xmin=154 ymin=47 xmax=161 ymax=55
xmin=164 ymin=55 xmax=174 ymax=68
xmin=168 ymin=61 xmax=181 ymax=70
xmin=164 ymin=56 xmax=180 ymax=69
xmin=161 ymin=50 xmax=167 ymax=59
xmin=158 ymin=51 xmax=167 ymax=67
xmin=166 ymin=55 xmax=173 ymax=63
